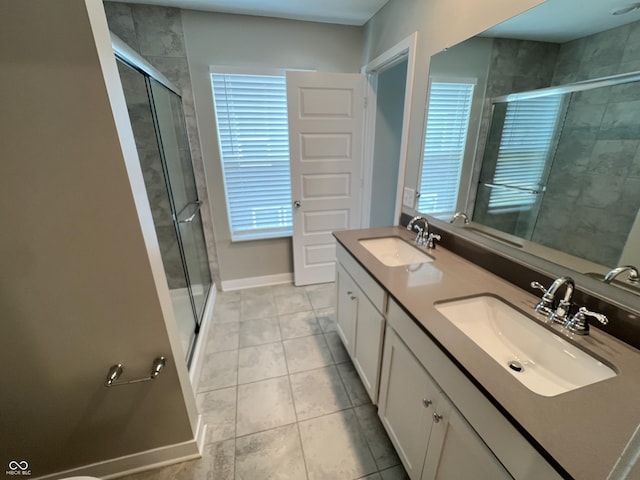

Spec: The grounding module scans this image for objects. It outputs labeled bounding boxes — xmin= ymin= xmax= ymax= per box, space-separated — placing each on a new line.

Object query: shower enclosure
xmin=113 ymin=35 xmax=212 ymax=366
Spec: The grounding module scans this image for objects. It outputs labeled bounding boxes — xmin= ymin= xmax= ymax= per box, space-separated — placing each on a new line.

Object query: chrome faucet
xmin=407 ymin=215 xmax=428 ymax=244
xmin=406 ymin=216 xmax=441 ymax=249
xmin=531 ymin=276 xmax=575 ymax=324
xmin=603 ymin=265 xmax=640 ymax=284
xmin=531 ymin=276 xmax=609 ymax=335
xmin=450 ymin=212 xmax=470 ymax=225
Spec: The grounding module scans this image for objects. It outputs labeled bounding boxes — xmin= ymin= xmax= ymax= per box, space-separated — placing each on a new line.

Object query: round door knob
xmin=293 ymin=200 xmax=302 ymax=209
xmin=422 ymin=398 xmax=432 ymax=408
xmin=433 ymin=412 xmax=443 ymax=423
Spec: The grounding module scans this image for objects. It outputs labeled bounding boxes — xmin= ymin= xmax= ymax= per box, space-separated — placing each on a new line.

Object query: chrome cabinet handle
xmin=422 ymin=398 xmax=432 ymax=408
xmin=433 ymin=412 xmax=443 ymax=423
xmin=293 ymin=200 xmax=302 ymax=209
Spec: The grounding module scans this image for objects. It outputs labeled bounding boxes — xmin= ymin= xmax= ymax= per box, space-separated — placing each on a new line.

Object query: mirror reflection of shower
xmin=474 ymin=93 xmax=567 ymax=239
xmin=114 ymin=37 xmax=212 ymax=366
xmin=473 ymin=72 xmax=640 ymax=268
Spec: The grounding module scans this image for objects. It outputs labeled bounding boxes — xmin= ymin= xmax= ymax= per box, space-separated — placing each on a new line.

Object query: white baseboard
xmin=34 ymin=437 xmax=202 ymax=480
xmin=221 ymin=272 xmax=293 ymax=291
xmin=189 ymin=287 xmax=217 ymax=394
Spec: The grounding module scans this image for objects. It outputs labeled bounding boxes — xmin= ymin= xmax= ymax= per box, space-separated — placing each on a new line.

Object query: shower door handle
xmin=176 ymin=201 xmax=202 ymax=224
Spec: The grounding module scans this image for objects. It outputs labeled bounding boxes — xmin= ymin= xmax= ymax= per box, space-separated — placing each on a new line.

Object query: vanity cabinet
xmin=377 ymin=325 xmax=440 ymax=479
xmin=379 ymin=326 xmax=511 ymax=480
xmin=381 ymin=297 xmax=561 ymax=480
xmin=421 ymin=389 xmax=511 ymax=480
xmin=336 ymin=244 xmax=386 ymax=403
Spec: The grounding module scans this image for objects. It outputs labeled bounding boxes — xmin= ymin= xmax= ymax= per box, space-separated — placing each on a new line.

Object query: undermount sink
xmin=359 ymin=237 xmax=433 ymax=267
xmin=435 ymin=295 xmax=616 ymax=396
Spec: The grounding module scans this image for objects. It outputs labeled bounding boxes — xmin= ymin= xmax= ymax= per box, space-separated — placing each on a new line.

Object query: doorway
xmin=362 ymin=33 xmax=417 ymax=227
xmin=369 ymin=59 xmax=408 ymax=227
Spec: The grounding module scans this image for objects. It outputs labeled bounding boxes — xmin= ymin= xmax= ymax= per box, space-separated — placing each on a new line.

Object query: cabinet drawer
xmin=336 ymin=242 xmax=386 ymax=313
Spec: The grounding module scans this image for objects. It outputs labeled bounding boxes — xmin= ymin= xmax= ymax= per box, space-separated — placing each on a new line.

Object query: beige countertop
xmin=334 ymin=226 xmax=640 ymax=480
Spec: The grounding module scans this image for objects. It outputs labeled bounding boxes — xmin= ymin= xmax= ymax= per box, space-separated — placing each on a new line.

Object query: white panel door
xmin=287 ymin=71 xmax=365 ymax=286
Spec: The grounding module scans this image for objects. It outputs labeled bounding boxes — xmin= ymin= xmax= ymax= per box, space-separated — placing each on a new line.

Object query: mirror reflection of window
xmin=487 ymin=95 xmax=564 ymax=212
xmin=474 ymin=94 xmax=566 ymax=238
xmin=419 ymin=79 xmax=475 ymax=219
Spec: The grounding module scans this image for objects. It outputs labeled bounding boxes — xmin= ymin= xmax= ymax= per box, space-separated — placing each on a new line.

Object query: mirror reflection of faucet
xmin=603 ymin=265 xmax=640 ymax=285
xmin=450 ymin=212 xmax=470 ymax=225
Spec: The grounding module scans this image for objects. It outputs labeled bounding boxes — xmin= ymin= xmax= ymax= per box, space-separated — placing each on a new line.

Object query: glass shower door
xmin=116 ymin=60 xmax=199 ymax=361
xmin=149 ymin=79 xmax=212 ymax=323
xmin=116 ymin=56 xmax=212 ymax=366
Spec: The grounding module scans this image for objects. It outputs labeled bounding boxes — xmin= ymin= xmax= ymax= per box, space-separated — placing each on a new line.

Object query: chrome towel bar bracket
xmin=104 ymin=356 xmax=167 ymax=387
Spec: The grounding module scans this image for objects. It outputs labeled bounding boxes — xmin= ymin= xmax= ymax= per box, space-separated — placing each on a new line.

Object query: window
xmin=418 ymin=80 xmax=475 ymax=218
xmin=487 ymin=95 xmax=563 ymax=213
xmin=211 ymin=71 xmax=292 ymax=241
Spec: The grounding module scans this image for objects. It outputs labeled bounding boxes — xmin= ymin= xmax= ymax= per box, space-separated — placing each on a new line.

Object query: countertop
xmin=334 ymin=226 xmax=640 ymax=480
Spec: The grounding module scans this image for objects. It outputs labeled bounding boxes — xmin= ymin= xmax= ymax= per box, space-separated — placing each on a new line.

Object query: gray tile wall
xmin=532 ymin=20 xmax=640 ymax=266
xmin=472 ymin=38 xmax=559 ymax=234
xmin=104 ymin=1 xmax=221 ymax=289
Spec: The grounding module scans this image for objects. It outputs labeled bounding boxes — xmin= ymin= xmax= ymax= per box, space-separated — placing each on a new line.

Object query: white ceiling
xmin=117 ymin=0 xmax=390 ymax=25
xmin=483 ymin=0 xmax=640 ymax=43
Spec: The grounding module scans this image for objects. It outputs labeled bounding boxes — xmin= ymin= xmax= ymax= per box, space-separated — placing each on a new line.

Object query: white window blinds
xmin=211 ymin=73 xmax=292 ymax=240
xmin=487 ymin=95 xmax=563 ymax=213
xmin=419 ymin=81 xmax=474 ymax=218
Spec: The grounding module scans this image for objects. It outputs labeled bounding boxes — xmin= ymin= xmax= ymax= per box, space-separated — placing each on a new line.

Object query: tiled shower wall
xmin=104 ymin=2 xmax=221 ymax=289
xmin=117 ymin=60 xmax=187 ymax=289
xmin=532 ymin=20 xmax=640 ymax=266
xmin=471 ymin=38 xmax=559 ymax=235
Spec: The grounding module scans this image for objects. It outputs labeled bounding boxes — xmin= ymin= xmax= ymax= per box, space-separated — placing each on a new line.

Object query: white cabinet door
xmin=422 ymin=394 xmax=513 ymax=480
xmin=352 ymin=288 xmax=384 ymax=403
xmin=378 ymin=327 xmax=439 ymax=480
xmin=336 ymin=263 xmax=357 ymax=353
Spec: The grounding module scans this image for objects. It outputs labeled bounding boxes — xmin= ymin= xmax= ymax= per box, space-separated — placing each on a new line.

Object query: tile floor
xmin=120 ymin=283 xmax=409 ymax=480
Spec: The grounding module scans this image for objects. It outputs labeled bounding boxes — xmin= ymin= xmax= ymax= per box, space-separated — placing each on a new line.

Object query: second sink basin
xmin=359 ymin=237 xmax=433 ymax=267
xmin=435 ymin=295 xmax=616 ymax=396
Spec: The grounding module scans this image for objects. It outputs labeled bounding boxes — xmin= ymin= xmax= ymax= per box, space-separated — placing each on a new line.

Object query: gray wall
xmin=104 ymin=1 xmax=221 ymax=288
xmin=370 ymin=59 xmax=407 ymax=227
xmin=533 ymin=20 xmax=640 ymax=266
xmin=182 ymin=11 xmax=364 ymax=284
xmin=0 ymin=1 xmax=196 ymax=475
xmin=363 ymin=0 xmax=546 ymax=211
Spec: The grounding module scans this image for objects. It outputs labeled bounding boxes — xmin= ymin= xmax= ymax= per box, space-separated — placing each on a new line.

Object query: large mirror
xmin=419 ymin=0 xmax=640 ymax=299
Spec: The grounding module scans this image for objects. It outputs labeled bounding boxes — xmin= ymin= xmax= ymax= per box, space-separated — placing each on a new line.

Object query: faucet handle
xmin=530 ymin=280 xmax=553 ymax=317
xmin=577 ymin=307 xmax=608 ymax=325
xmin=566 ymin=307 xmax=608 ymax=335
xmin=426 ymin=233 xmax=441 ymax=249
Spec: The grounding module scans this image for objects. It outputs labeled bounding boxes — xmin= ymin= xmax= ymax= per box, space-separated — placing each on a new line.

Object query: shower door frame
xmin=112 ymin=33 xmax=212 ymax=364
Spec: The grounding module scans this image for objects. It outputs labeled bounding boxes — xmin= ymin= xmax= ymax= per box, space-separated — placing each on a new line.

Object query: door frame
xmin=361 ymin=32 xmax=418 ymax=227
